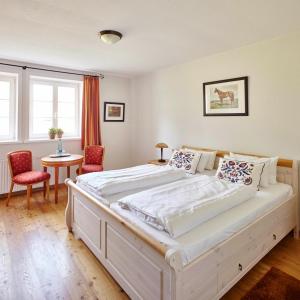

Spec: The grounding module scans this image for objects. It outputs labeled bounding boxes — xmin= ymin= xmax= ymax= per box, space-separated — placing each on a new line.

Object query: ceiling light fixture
xmin=99 ymin=30 xmax=122 ymax=44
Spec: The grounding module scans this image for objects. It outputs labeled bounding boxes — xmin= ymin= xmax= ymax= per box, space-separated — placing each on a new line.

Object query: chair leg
xmin=46 ymin=180 xmax=50 ymax=201
xmin=27 ymin=185 xmax=31 ymax=209
xmin=6 ymin=182 xmax=14 ymax=207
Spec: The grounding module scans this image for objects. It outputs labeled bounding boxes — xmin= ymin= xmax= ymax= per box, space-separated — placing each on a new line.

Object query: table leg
xmin=54 ymin=167 xmax=59 ymax=204
xmin=43 ymin=166 xmax=47 ymax=197
xmin=78 ymin=163 xmax=82 ymax=175
xmin=67 ymin=166 xmax=70 ymax=178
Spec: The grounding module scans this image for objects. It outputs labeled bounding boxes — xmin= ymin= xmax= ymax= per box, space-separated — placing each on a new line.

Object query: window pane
xmin=0 ymin=100 xmax=9 ymax=117
xmin=58 ymin=86 xmax=75 ymax=103
xmin=32 ymin=83 xmax=53 ymax=135
xmin=0 ymin=117 xmax=9 ymax=136
xmin=57 ymin=117 xmax=75 ymax=134
xmin=58 ymin=102 xmax=75 ymax=118
xmin=33 ymin=84 xmax=53 ymax=101
xmin=33 ymin=101 xmax=53 ymax=118
xmin=33 ymin=117 xmax=52 ymax=134
xmin=0 ymin=81 xmax=10 ymax=99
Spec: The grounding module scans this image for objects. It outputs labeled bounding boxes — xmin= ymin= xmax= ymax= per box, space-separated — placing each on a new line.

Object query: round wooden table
xmin=41 ymin=154 xmax=84 ymax=203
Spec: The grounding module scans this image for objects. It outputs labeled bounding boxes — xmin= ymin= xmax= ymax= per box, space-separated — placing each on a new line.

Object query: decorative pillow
xmin=229 ymin=153 xmax=278 ymax=186
xmin=181 ymin=148 xmax=209 ymax=172
xmin=216 ymin=158 xmax=263 ymax=189
xmin=169 ymin=150 xmax=201 ymax=174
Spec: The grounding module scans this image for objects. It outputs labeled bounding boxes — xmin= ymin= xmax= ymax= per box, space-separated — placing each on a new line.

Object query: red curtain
xmin=81 ymin=76 xmax=101 ymax=150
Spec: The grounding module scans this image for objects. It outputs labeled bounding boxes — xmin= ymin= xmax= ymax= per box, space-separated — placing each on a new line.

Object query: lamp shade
xmin=99 ymin=30 xmax=122 ymax=44
xmin=155 ymin=143 xmax=168 ymax=149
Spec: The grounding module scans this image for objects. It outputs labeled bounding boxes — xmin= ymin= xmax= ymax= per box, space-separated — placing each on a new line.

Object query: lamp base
xmin=158 ymin=159 xmax=166 ymax=163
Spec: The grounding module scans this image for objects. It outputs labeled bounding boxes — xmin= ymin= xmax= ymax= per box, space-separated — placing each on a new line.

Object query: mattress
xmin=111 ymin=182 xmax=293 ymax=266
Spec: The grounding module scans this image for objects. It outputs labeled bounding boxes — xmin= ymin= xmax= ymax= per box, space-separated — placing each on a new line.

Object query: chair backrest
xmin=7 ymin=150 xmax=32 ymax=177
xmin=84 ymin=145 xmax=104 ymax=165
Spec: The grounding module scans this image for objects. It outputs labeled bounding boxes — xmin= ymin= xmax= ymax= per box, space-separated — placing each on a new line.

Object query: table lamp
xmin=155 ymin=143 xmax=168 ymax=163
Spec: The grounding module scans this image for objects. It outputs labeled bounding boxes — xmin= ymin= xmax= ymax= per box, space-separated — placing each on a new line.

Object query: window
xmin=0 ymin=72 xmax=18 ymax=142
xmin=29 ymin=76 xmax=82 ymax=139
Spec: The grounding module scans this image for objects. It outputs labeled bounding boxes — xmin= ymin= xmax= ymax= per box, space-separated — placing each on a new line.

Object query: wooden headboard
xmin=181 ymin=145 xmax=298 ymax=194
xmin=182 ymin=145 xmax=293 ymax=168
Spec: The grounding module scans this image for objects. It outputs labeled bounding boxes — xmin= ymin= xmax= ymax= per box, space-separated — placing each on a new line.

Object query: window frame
xmin=29 ymin=75 xmax=82 ymax=140
xmin=0 ymin=71 xmax=18 ymax=142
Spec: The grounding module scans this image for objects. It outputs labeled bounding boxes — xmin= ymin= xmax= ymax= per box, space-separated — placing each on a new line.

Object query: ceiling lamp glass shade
xmin=99 ymin=30 xmax=122 ymax=44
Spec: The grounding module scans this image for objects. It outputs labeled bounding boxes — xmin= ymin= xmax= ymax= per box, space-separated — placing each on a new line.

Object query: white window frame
xmin=0 ymin=72 xmax=18 ymax=142
xmin=29 ymin=76 xmax=82 ymax=140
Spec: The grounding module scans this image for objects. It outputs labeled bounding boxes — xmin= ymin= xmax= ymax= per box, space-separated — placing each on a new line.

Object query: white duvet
xmin=118 ymin=175 xmax=256 ymax=238
xmin=76 ymin=164 xmax=186 ymax=197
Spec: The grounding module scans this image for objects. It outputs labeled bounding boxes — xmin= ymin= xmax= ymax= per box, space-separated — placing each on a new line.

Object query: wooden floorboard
xmin=1 ymin=188 xmax=299 ymax=299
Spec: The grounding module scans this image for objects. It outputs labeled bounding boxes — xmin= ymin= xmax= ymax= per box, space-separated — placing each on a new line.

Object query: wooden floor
xmin=1 ymin=188 xmax=300 ymax=300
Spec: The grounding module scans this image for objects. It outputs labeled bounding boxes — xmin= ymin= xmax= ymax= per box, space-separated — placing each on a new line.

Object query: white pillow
xmin=216 ymin=157 xmax=264 ymax=189
xmin=182 ymin=148 xmax=217 ymax=172
xmin=268 ymin=157 xmax=279 ymax=184
xmin=230 ymin=153 xmax=278 ymax=186
xmin=202 ymin=150 xmax=217 ymax=170
xmin=169 ymin=150 xmax=201 ymax=174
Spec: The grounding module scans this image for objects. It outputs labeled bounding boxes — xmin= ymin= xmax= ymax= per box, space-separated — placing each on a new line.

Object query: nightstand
xmin=148 ymin=159 xmax=169 ymax=166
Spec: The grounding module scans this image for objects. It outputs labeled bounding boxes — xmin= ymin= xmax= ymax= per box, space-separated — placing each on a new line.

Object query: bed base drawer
xmin=218 ymin=198 xmax=296 ymax=293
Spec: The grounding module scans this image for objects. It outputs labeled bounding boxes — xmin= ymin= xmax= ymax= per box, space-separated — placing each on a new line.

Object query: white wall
xmin=131 ymin=31 xmax=300 ymax=164
xmin=101 ymin=74 xmax=133 ymax=169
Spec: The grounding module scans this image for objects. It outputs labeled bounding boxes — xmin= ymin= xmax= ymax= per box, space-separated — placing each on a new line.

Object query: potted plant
xmin=48 ymin=128 xmax=57 ymax=139
xmin=57 ymin=128 xmax=64 ymax=139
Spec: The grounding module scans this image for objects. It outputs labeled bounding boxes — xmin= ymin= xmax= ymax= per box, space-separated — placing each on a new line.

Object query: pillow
xmin=169 ymin=150 xmax=201 ymax=174
xmin=216 ymin=158 xmax=264 ymax=189
xmin=230 ymin=153 xmax=278 ymax=186
xmin=181 ymin=148 xmax=209 ymax=172
xmin=203 ymin=150 xmax=217 ymax=170
xmin=268 ymin=157 xmax=279 ymax=184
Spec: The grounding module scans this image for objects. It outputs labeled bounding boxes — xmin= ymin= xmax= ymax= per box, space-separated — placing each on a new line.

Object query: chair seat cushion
xmin=81 ymin=164 xmax=103 ymax=174
xmin=13 ymin=171 xmax=50 ymax=185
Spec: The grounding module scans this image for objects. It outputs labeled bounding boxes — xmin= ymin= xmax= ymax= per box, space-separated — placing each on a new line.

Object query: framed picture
xmin=203 ymin=76 xmax=248 ymax=116
xmin=104 ymin=102 xmax=125 ymax=122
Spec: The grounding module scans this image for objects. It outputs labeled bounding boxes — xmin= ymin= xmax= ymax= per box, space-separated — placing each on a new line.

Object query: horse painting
xmin=214 ymin=88 xmax=234 ymax=104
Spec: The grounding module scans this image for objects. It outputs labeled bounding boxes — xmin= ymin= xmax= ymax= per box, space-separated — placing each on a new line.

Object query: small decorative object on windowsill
xmin=155 ymin=143 xmax=168 ymax=163
xmin=49 ymin=128 xmax=57 ymax=139
xmin=56 ymin=128 xmax=64 ymax=139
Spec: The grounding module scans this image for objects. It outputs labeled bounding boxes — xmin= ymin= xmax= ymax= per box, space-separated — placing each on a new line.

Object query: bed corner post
xmin=65 ymin=178 xmax=73 ymax=232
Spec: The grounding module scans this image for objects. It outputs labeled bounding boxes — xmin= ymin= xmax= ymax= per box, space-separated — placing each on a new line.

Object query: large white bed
xmin=65 ymin=146 xmax=299 ymax=300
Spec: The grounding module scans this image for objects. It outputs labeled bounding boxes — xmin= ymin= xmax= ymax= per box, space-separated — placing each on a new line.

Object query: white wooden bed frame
xmin=65 ymin=146 xmax=299 ymax=300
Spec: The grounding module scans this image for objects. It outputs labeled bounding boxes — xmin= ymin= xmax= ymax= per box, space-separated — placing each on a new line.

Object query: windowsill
xmin=24 ymin=137 xmax=81 ymax=143
xmin=0 ymin=137 xmax=81 ymax=145
xmin=0 ymin=140 xmax=23 ymax=145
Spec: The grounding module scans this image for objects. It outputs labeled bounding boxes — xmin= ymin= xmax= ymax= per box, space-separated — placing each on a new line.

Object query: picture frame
xmin=104 ymin=102 xmax=125 ymax=122
xmin=203 ymin=76 xmax=248 ymax=116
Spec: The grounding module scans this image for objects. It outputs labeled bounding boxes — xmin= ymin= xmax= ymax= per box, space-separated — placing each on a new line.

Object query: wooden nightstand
xmin=148 ymin=159 xmax=169 ymax=166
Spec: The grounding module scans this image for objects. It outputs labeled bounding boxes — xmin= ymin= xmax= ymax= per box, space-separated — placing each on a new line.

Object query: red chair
xmin=76 ymin=145 xmax=105 ymax=175
xmin=7 ymin=150 xmax=51 ymax=209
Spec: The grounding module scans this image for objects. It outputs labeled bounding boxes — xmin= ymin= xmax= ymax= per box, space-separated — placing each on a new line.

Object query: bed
xmin=65 ymin=146 xmax=299 ymax=300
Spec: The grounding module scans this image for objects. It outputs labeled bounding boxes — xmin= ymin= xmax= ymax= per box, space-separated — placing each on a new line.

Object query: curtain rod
xmin=0 ymin=62 xmax=104 ymax=79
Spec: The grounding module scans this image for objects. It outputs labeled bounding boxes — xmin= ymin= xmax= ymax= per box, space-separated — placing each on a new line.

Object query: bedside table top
xmin=148 ymin=159 xmax=169 ymax=166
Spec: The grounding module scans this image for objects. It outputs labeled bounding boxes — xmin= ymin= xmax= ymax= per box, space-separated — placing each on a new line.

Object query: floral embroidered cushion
xmin=216 ymin=158 xmax=263 ymax=188
xmin=168 ymin=150 xmax=201 ymax=174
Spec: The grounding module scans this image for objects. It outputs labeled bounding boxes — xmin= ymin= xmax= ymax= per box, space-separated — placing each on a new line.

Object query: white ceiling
xmin=1 ymin=0 xmax=300 ymax=77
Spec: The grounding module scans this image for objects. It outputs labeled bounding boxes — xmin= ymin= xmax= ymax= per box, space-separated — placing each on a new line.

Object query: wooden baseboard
xmin=0 ymin=183 xmax=66 ymax=199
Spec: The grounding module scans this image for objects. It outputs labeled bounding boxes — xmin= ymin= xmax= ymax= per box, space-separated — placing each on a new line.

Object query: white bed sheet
xmin=111 ymin=183 xmax=293 ymax=266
